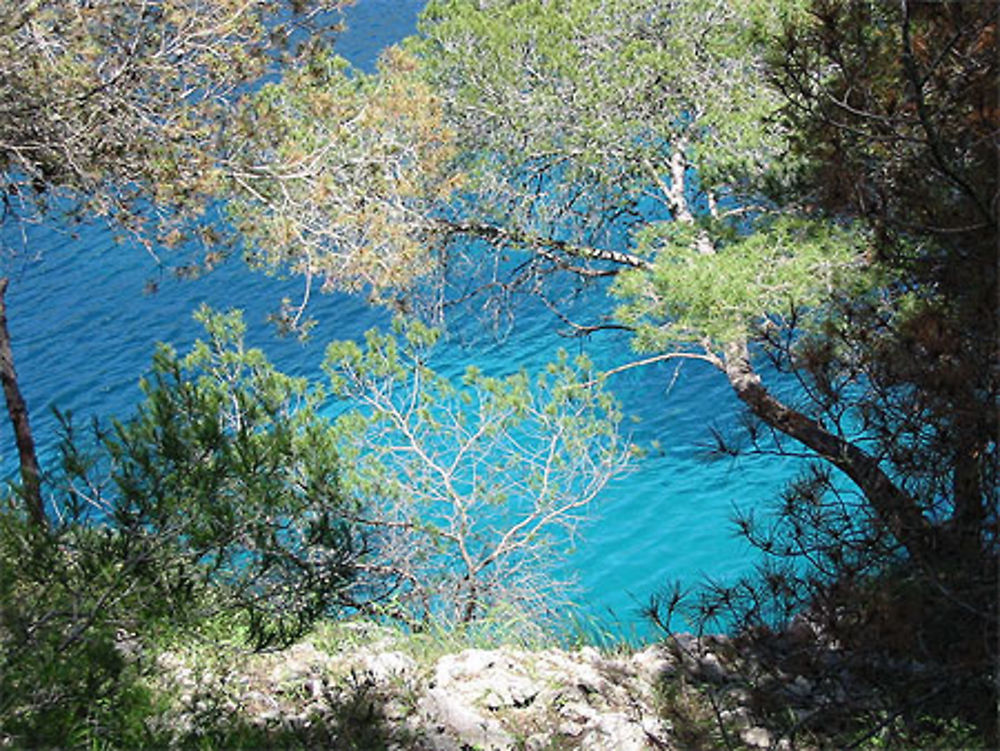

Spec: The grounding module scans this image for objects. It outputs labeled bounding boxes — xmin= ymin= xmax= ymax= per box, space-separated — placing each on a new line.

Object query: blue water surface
xmin=0 ymin=0 xmax=801 ymax=639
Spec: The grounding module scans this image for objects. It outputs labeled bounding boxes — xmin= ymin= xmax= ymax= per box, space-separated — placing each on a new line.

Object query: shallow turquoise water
xmin=0 ymin=0 xmax=803 ymax=638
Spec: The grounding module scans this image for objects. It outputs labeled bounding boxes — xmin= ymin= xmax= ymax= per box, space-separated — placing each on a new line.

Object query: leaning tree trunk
xmin=720 ymin=338 xmax=935 ymax=564
xmin=0 ymin=277 xmax=46 ymax=529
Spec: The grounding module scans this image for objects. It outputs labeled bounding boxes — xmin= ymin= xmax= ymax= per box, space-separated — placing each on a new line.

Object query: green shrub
xmin=0 ymin=306 xmax=361 ymax=747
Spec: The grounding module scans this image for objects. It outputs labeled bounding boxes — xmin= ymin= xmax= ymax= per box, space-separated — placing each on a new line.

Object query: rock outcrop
xmin=155 ymin=625 xmax=684 ymax=749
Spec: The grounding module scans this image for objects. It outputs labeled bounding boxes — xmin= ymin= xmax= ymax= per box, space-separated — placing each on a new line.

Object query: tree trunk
xmin=721 ymin=339 xmax=935 ymax=563
xmin=0 ymin=277 xmax=46 ymax=529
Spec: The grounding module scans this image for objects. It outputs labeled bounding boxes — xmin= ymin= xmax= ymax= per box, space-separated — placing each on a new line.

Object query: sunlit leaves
xmin=222 ymin=47 xmax=458 ymax=298
xmin=615 ymin=217 xmax=872 ymax=348
xmin=323 ymin=319 xmax=632 ymax=624
xmin=0 ymin=0 xmax=347 ymax=249
xmin=412 ymin=0 xmax=787 ymax=243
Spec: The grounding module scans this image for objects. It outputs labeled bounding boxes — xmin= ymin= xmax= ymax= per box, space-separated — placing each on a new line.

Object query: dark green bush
xmin=0 ymin=306 xmax=361 ymax=747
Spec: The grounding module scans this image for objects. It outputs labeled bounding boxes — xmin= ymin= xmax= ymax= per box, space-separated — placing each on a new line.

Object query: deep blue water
xmin=0 ymin=0 xmax=802 ymax=639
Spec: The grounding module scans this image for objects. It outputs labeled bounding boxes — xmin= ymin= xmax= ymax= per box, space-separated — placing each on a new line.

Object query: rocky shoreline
xmin=151 ymin=622 xmax=789 ymax=750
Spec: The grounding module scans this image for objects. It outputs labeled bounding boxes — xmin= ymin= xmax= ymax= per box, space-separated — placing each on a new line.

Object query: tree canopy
xmin=0 ymin=0 xmax=996 ymax=744
xmin=248 ymin=0 xmax=994 ymax=580
xmin=326 ymin=319 xmax=631 ymax=626
xmin=0 ymin=0 xmax=347 ymax=526
xmin=1 ymin=0 xmax=346 ymax=232
xmin=219 ymin=0 xmax=996 ymax=738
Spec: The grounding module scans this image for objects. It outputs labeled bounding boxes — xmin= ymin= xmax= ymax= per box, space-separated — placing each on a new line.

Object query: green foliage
xmin=222 ymin=45 xmax=457 ymax=309
xmin=0 ymin=306 xmax=637 ymax=745
xmin=415 ymin=0 xmax=785 ymax=189
xmin=325 ymin=318 xmax=632 ymax=626
xmin=851 ymin=714 xmax=986 ymax=751
xmin=404 ymin=0 xmax=997 ymax=744
xmin=1 ymin=0 xmax=993 ymax=745
xmin=0 ymin=307 xmax=359 ymax=746
xmin=405 ymin=0 xmax=807 ymax=299
xmin=616 ymin=217 xmax=872 ymax=347
xmin=0 ymin=513 xmax=165 ymax=748
xmin=654 ymin=677 xmax=730 ymax=751
xmin=90 ymin=305 xmax=358 ymax=649
xmin=0 ymin=0 xmax=345 ymax=249
xmin=407 ymin=0 xmax=872 ymax=352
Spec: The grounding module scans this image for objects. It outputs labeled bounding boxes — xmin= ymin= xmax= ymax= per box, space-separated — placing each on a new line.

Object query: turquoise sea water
xmin=0 ymin=0 xmax=803 ymax=638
